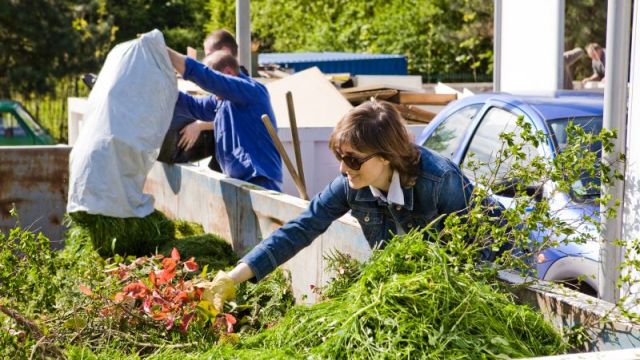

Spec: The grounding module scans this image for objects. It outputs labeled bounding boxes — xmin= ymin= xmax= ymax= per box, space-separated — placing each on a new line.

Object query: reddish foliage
xmin=98 ymin=247 xmax=236 ymax=335
xmin=171 ymin=247 xmax=180 ymax=262
xmin=184 ymin=257 xmax=198 ymax=272
xmin=122 ymin=281 xmax=150 ymax=299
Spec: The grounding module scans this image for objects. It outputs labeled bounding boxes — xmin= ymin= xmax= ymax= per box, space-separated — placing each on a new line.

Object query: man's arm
xmin=174 ymin=92 xmax=217 ymax=122
xmin=173 ymin=92 xmax=217 ymax=150
xmin=167 ymin=47 xmax=186 ymax=76
xmin=582 ymin=73 xmax=600 ymax=84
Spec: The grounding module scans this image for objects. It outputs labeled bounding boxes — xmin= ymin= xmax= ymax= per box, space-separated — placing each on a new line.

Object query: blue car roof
xmin=451 ymin=91 xmax=603 ymax=121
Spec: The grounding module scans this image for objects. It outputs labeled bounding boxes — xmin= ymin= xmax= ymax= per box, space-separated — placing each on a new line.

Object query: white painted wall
xmin=497 ymin=0 xmax=564 ymax=93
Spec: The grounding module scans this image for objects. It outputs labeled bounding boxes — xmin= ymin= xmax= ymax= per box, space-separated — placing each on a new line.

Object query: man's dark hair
xmin=204 ymin=29 xmax=238 ymax=57
xmin=204 ymin=51 xmax=240 ymax=74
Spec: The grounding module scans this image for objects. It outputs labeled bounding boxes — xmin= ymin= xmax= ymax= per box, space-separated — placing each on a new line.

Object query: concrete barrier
xmin=0 ymin=145 xmax=70 ymax=248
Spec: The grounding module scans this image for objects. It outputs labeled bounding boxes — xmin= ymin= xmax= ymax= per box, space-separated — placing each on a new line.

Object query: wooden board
xmin=391 ymin=92 xmax=457 ymax=105
xmin=340 ymin=84 xmax=398 ymax=94
xmin=392 ymin=104 xmax=436 ymax=124
xmin=266 ymin=67 xmax=353 ymax=128
xmin=353 ymin=75 xmax=423 ymax=91
xmin=342 ymin=89 xmax=398 ymax=103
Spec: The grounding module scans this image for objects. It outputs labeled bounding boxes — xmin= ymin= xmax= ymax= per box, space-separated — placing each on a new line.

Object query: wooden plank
xmin=392 ymin=103 xmax=436 ymax=124
xmin=354 ymin=75 xmax=423 ymax=91
xmin=339 ymin=84 xmax=393 ymax=94
xmin=392 ymin=92 xmax=457 ymax=105
xmin=342 ymin=89 xmax=398 ymax=103
xmin=266 ymin=67 xmax=353 ymax=128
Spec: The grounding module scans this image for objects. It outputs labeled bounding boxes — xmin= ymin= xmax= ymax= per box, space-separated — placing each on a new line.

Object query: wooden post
xmin=286 ymin=91 xmax=307 ymax=193
xmin=261 ymin=114 xmax=309 ymax=200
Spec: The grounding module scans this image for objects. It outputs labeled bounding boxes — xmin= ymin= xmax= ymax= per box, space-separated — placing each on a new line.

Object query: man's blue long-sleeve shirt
xmin=176 ymin=57 xmax=283 ymax=187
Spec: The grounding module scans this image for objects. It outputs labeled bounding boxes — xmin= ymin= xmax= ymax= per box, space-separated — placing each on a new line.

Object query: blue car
xmin=416 ymin=92 xmax=603 ymax=295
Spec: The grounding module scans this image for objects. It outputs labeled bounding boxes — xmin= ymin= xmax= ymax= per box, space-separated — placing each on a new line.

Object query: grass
xmin=67 ymin=210 xmax=175 ymax=257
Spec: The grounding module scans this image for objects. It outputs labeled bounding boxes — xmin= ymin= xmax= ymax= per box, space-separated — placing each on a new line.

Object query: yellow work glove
xmin=202 ymin=270 xmax=236 ymax=313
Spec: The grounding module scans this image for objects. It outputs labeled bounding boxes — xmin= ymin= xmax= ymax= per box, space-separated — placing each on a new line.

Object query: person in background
xmin=204 ymin=29 xmax=250 ymax=76
xmin=563 ymin=47 xmax=584 ymax=89
xmin=204 ymin=29 xmax=237 ymax=57
xmin=201 ymin=100 xmax=481 ymax=311
xmin=582 ymin=43 xmax=606 ymax=85
xmin=166 ymin=48 xmax=283 ymax=192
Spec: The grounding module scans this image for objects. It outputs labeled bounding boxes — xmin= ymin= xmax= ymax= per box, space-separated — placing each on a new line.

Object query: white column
xmin=598 ymin=0 xmax=632 ymax=303
xmin=498 ymin=0 xmax=564 ymax=94
xmin=621 ymin=1 xmax=640 ymax=308
xmin=493 ymin=0 xmax=502 ymax=92
xmin=236 ymin=0 xmax=251 ymax=74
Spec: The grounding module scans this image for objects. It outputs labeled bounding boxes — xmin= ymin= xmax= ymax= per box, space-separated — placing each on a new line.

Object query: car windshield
xmin=546 ymin=116 xmax=603 ymax=201
xmin=14 ymin=105 xmax=46 ymax=136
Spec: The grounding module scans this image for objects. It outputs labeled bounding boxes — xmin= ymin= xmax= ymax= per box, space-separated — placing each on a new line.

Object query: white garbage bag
xmin=67 ymin=29 xmax=178 ymax=218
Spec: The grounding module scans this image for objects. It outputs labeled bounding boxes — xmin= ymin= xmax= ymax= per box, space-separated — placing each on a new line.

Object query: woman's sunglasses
xmin=334 ymin=152 xmax=381 ymax=170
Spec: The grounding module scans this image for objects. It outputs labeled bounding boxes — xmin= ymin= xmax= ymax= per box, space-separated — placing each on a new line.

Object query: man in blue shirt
xmin=166 ymin=48 xmax=283 ymax=191
xmin=158 ymin=30 xmax=243 ymax=169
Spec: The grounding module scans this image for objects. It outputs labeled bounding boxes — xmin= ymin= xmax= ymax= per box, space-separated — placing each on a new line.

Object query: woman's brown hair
xmin=329 ymin=99 xmax=421 ymax=187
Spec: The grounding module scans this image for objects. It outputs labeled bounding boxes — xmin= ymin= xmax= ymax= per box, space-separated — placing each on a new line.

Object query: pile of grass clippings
xmin=233 ymin=268 xmax=296 ymax=332
xmin=173 ymin=220 xmax=205 ymax=239
xmin=216 ymin=229 xmax=566 ymax=359
xmin=67 ymin=210 xmax=175 ymax=257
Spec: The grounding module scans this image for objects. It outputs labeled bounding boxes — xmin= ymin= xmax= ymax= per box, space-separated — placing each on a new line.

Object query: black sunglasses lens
xmin=335 ymin=153 xmax=359 ymax=169
xmin=343 ymin=156 xmax=361 ymax=170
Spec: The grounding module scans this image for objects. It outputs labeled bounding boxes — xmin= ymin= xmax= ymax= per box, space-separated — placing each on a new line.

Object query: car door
xmin=460 ymin=105 xmax=544 ymax=208
xmin=420 ymin=103 xmax=484 ymax=160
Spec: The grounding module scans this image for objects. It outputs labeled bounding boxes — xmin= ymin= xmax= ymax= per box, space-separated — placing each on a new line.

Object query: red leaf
xmin=225 ymin=313 xmax=236 ymax=333
xmin=174 ymin=291 xmax=189 ymax=304
xmin=164 ymin=313 xmax=176 ymax=330
xmin=79 ymin=284 xmax=93 ymax=297
xmin=194 ymin=287 xmax=204 ymax=300
xmin=143 ymin=297 xmax=153 ymax=315
xmin=123 ymin=282 xmax=150 ymax=299
xmin=180 ymin=312 xmax=195 ymax=333
xmin=149 ymin=271 xmax=157 ymax=287
xmin=171 ymin=247 xmax=180 ymax=262
xmin=157 ymin=264 xmax=176 ymax=284
xmin=152 ymin=311 xmax=167 ymax=321
xmin=184 ymin=258 xmax=198 ymax=272
xmin=224 ymin=313 xmax=237 ymax=325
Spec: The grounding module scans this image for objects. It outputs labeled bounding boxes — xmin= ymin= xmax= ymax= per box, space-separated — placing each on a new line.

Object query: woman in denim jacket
xmin=204 ymin=100 xmax=474 ymax=310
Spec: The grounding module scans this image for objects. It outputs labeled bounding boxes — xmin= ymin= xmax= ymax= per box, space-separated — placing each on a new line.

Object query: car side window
xmin=422 ymin=104 xmax=482 ymax=160
xmin=462 ymin=107 xmax=539 ymax=183
xmin=0 ymin=112 xmax=27 ymax=139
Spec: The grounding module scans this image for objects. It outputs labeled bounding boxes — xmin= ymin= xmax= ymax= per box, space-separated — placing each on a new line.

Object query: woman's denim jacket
xmin=241 ymin=146 xmax=474 ymax=281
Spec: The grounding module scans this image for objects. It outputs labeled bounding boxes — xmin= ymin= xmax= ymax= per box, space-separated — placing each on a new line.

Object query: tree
xmin=106 ymin=0 xmax=209 ymax=53
xmin=205 ymin=0 xmax=495 ymax=82
xmin=0 ymin=0 xmax=114 ymax=98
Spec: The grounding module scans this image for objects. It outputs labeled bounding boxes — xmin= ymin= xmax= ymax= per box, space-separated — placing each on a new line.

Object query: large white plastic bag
xmin=67 ymin=29 xmax=178 ymax=218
